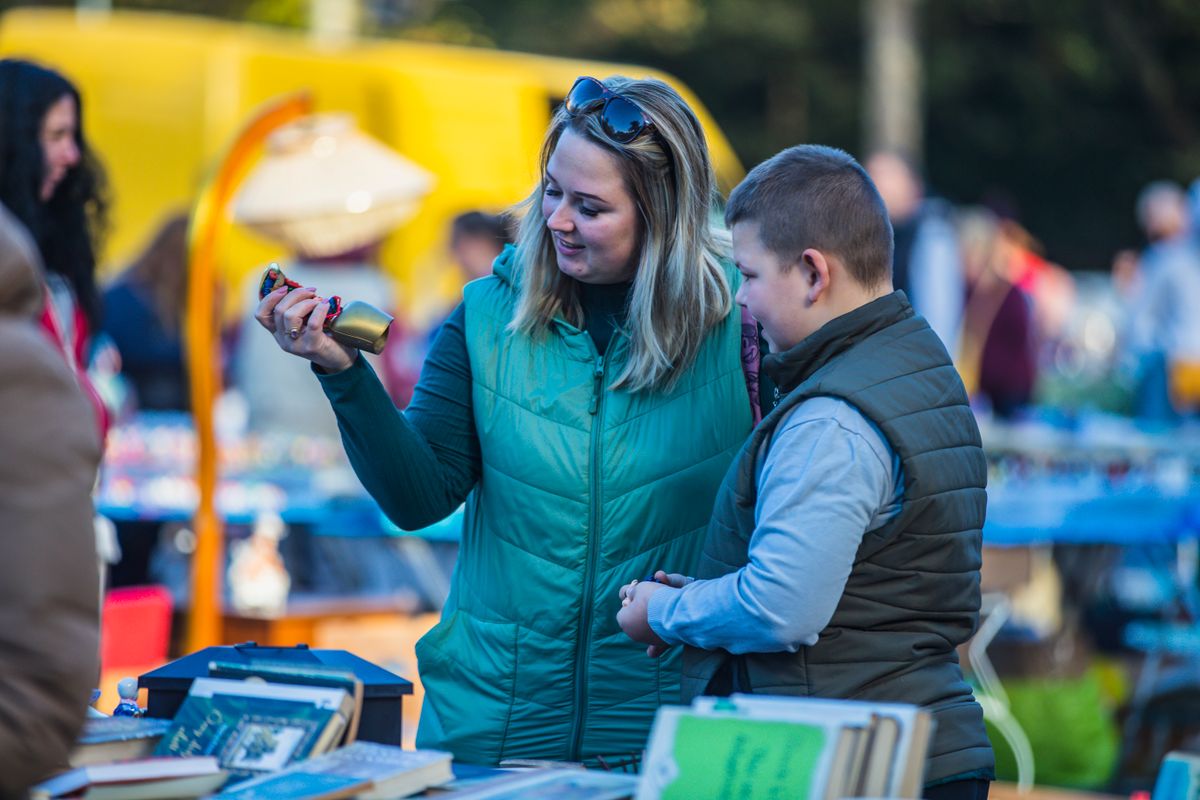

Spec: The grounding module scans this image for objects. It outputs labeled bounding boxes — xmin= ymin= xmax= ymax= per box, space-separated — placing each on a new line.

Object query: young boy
xmin=617 ymin=145 xmax=994 ymax=800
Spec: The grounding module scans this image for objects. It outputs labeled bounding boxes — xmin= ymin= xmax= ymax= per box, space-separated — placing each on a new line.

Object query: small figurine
xmin=112 ymin=677 xmax=144 ymax=717
xmin=228 ymin=511 xmax=291 ymax=617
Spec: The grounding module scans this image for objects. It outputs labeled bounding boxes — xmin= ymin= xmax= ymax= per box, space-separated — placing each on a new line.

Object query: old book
xmin=638 ymin=704 xmax=841 ymax=800
xmin=153 ymin=677 xmax=353 ymax=782
xmin=30 ymin=756 xmax=224 ymax=799
xmin=852 ymin=714 xmax=901 ymax=798
xmin=211 ymin=741 xmax=453 ymax=800
xmin=435 ymin=768 xmax=638 ymax=799
xmin=69 ymin=716 xmax=174 ymax=767
xmin=207 ymin=659 xmax=365 ymax=745
xmin=1151 ymin=751 xmax=1200 ymax=800
xmin=823 ymin=723 xmax=868 ymax=800
xmin=692 ymin=694 xmax=934 ymax=799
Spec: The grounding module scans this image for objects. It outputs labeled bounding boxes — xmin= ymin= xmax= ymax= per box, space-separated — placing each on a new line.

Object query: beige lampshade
xmin=234 ymin=113 xmax=435 ymax=258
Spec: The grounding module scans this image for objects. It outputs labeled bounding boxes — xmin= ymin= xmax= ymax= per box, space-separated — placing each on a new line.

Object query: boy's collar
xmin=762 ymin=290 xmax=913 ymax=393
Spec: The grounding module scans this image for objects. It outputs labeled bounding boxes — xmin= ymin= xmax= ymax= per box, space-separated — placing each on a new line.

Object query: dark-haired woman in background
xmin=0 ymin=58 xmax=110 ymax=436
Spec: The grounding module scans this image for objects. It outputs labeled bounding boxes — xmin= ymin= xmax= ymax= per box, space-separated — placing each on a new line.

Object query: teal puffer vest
xmin=415 ymin=246 xmax=752 ymax=765
xmin=681 ymin=292 xmax=995 ymax=785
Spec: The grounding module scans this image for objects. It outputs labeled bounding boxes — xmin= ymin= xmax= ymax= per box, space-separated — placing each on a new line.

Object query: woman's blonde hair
xmin=509 ymin=76 xmax=732 ymax=393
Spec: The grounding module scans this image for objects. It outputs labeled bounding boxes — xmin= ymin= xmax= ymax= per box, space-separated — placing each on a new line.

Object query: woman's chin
xmin=556 ymin=256 xmax=588 ymax=280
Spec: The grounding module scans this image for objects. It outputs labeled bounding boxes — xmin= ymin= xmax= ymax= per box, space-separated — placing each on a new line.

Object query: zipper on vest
xmin=588 ymin=359 xmax=604 ymax=415
xmin=571 ymin=353 xmax=605 ymax=760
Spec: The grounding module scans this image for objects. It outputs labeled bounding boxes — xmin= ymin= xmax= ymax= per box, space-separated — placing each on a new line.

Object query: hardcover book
xmin=435 ymin=768 xmax=639 ymax=800
xmin=70 ymin=716 xmax=174 ymax=767
xmin=637 ymin=695 xmax=935 ymax=800
xmin=207 ymin=659 xmax=365 ymax=745
xmin=153 ymin=677 xmax=353 ymax=782
xmin=30 ymin=756 xmax=224 ymax=800
xmin=211 ymin=741 xmax=453 ymax=800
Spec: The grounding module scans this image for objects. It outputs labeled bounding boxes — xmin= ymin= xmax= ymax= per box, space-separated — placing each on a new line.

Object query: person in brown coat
xmin=0 ymin=203 xmax=101 ymax=798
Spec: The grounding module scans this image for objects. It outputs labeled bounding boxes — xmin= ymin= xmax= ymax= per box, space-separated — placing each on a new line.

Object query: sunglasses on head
xmin=565 ymin=76 xmax=653 ymax=144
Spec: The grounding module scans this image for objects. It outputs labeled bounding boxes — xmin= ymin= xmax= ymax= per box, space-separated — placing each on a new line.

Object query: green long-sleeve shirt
xmin=315 ymin=280 xmax=633 ymax=530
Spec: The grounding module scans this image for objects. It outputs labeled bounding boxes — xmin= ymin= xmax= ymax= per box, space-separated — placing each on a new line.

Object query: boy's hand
xmin=617 ymin=581 xmax=671 ymax=657
xmin=651 ymin=570 xmax=692 ymax=589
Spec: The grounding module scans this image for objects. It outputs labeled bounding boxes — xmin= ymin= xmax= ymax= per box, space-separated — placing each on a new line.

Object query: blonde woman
xmin=256 ymin=76 xmax=754 ymax=765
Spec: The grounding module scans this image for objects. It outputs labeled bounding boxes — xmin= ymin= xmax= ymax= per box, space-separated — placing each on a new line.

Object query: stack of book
xmin=35 ymin=655 xmax=940 ymax=800
xmin=210 ymin=741 xmax=454 ymax=799
xmin=32 ymin=659 xmax=454 ymax=800
xmin=637 ymin=694 xmax=934 ymax=800
xmin=29 ymin=756 xmax=226 ymax=800
xmin=69 ymin=717 xmax=174 ymax=766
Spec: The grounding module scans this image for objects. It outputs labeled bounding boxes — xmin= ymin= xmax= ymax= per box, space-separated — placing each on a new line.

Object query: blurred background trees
xmin=10 ymin=0 xmax=1198 ymax=272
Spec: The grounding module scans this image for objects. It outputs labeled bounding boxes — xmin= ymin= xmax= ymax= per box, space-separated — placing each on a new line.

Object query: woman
xmin=256 ymin=76 xmax=753 ymax=765
xmin=0 ymin=59 xmax=110 ymax=436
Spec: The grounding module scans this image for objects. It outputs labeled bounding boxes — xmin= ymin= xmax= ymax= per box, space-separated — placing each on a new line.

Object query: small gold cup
xmin=329 ymin=301 xmax=393 ymax=355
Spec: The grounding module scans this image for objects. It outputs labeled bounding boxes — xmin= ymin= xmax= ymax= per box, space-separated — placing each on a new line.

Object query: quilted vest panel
xmin=416 ymin=247 xmax=752 ymax=764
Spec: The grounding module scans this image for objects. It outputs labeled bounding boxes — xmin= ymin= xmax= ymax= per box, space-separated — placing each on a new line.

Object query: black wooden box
xmin=138 ymin=642 xmax=413 ymax=745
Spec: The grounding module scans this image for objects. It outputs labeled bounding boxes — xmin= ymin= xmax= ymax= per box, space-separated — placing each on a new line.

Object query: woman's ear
xmin=801 ymin=248 xmax=831 ymax=304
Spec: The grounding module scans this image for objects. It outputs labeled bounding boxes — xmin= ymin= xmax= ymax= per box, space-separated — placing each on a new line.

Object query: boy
xmin=617 ymin=145 xmax=994 ymax=800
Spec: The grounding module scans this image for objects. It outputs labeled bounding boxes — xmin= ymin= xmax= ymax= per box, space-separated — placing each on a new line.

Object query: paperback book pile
xmin=29 ymin=756 xmax=225 ymax=800
xmin=70 ymin=716 xmax=174 ymax=766
xmin=636 ymin=694 xmax=935 ymax=800
xmin=33 ymin=657 xmax=453 ymax=799
xmin=211 ymin=741 xmax=454 ymax=799
xmin=433 ymin=767 xmax=639 ymax=799
xmin=153 ymin=676 xmax=357 ymax=783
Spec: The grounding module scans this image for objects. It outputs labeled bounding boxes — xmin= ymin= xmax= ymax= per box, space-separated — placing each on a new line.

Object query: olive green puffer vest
xmin=680 ymin=292 xmax=995 ymax=785
xmin=414 ymin=246 xmax=752 ymax=765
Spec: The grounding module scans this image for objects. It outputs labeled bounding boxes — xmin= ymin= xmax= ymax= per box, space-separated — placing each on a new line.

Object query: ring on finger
xmin=288 ymin=328 xmax=301 ymax=340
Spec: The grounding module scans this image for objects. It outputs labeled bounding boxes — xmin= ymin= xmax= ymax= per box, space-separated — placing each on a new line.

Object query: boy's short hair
xmin=725 ymin=145 xmax=894 ymax=290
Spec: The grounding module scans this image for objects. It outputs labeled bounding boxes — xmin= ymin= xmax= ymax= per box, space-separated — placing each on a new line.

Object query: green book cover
xmin=154 ymin=677 xmax=348 ymax=783
xmin=641 ymin=707 xmax=833 ymax=800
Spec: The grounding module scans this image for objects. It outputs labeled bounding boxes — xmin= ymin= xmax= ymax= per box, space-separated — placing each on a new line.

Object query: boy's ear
xmin=801 ymin=248 xmax=832 ymax=304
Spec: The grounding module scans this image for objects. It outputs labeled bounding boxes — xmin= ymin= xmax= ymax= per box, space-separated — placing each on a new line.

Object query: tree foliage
xmin=5 ymin=0 xmax=1198 ymax=269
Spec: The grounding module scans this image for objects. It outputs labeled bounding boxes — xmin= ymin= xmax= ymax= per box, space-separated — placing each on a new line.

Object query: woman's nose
xmin=545 ymin=201 xmax=572 ymax=232
xmin=61 ymin=139 xmax=81 ymax=168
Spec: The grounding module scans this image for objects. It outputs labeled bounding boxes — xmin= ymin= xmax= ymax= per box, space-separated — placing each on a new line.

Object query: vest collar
xmin=734 ymin=290 xmax=913 ymax=508
xmin=763 ymin=290 xmax=913 ymax=393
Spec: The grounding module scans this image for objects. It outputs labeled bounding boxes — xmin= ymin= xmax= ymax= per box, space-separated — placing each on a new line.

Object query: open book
xmin=154 ymin=677 xmax=354 ymax=783
xmin=638 ymin=694 xmax=934 ymax=800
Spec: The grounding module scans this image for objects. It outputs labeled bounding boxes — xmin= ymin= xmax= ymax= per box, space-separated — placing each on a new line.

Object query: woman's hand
xmin=254 ymin=285 xmax=356 ymax=373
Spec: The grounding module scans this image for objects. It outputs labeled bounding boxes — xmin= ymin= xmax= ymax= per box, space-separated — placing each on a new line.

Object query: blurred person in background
xmin=998 ymin=215 xmax=1076 ymax=377
xmin=0 ymin=59 xmax=110 ymax=439
xmin=451 ymin=210 xmax=512 ymax=282
xmin=0 ymin=204 xmax=101 ymax=799
xmin=255 ymin=75 xmax=755 ymax=765
xmin=1123 ymin=180 xmax=1200 ymax=420
xmin=957 ymin=207 xmax=1037 ymax=417
xmin=866 ymin=150 xmax=963 ymax=353
xmin=425 ymin=210 xmax=513 ymax=344
xmin=101 ymin=213 xmax=190 ymax=413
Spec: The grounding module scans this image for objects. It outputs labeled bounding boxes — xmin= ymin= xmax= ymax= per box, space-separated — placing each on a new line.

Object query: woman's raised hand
xmin=254 ymin=285 xmax=356 ymax=373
